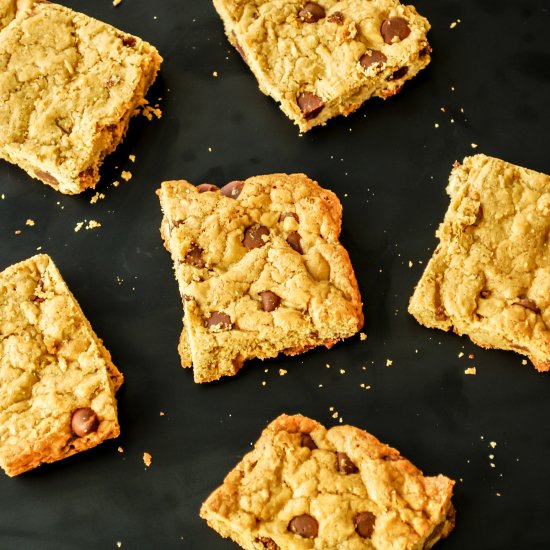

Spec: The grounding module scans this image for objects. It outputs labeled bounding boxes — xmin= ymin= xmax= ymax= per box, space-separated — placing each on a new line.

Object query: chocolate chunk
xmin=243 ymin=225 xmax=269 ymax=250
xmin=121 ymin=35 xmax=137 ymax=48
xmin=220 ymin=180 xmax=244 ymax=198
xmin=259 ymin=291 xmax=281 ymax=312
xmin=355 ymin=511 xmax=376 ymax=538
xmin=71 ymin=408 xmax=99 ymax=437
xmin=255 ymin=537 xmax=280 ymax=550
xmin=337 ymin=452 xmax=359 ymax=474
xmin=297 ymin=92 xmax=324 ymax=119
xmin=279 ymin=211 xmax=300 ymax=223
xmin=286 ymin=231 xmax=303 ymax=254
xmin=380 ymin=17 xmax=411 ymax=44
xmin=288 ymin=514 xmax=318 ymax=538
xmin=196 ymin=183 xmax=219 ymax=193
xmin=359 ymin=49 xmax=387 ymax=69
xmin=34 ymin=169 xmax=59 ymax=186
xmin=206 ymin=311 xmax=232 ymax=330
xmin=515 ymin=298 xmax=540 ymax=314
xmin=184 ymin=245 xmax=206 ymax=268
xmin=301 ymin=433 xmax=317 ymax=450
xmin=298 ymin=2 xmax=326 ymax=23
xmin=328 ymin=11 xmax=344 ymax=24
xmin=419 ymin=44 xmax=432 ymax=57
xmin=388 ymin=66 xmax=409 ymax=80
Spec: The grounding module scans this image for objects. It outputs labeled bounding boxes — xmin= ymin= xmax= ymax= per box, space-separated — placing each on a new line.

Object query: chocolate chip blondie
xmin=0 ymin=0 xmax=162 ymax=194
xmin=212 ymin=0 xmax=431 ymax=132
xmin=409 ymin=154 xmax=550 ymax=370
xmin=157 ymin=173 xmax=364 ymax=383
xmin=0 ymin=254 xmax=123 ymax=476
xmin=200 ymin=414 xmax=455 ymax=549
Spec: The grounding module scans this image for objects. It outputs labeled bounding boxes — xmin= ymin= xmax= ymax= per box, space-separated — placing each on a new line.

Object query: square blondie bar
xmin=213 ymin=0 xmax=431 ymax=132
xmin=200 ymin=414 xmax=455 ymax=549
xmin=0 ymin=0 xmax=162 ymax=194
xmin=0 ymin=254 xmax=123 ymax=476
xmin=158 ymin=173 xmax=364 ymax=383
xmin=409 ymin=154 xmax=550 ymax=370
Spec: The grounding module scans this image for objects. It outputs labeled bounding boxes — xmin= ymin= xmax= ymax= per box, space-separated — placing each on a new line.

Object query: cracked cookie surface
xmin=0 ymin=254 xmax=122 ymax=476
xmin=200 ymin=414 xmax=455 ymax=549
xmin=409 ymin=154 xmax=550 ymax=370
xmin=0 ymin=0 xmax=161 ymax=193
xmin=157 ymin=173 xmax=363 ymax=383
xmin=212 ymin=0 xmax=431 ymax=132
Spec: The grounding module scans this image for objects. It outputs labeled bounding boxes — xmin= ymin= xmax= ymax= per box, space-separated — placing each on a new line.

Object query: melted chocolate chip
xmin=34 ymin=169 xmax=59 ymax=186
xmin=71 ymin=408 xmax=99 ymax=437
xmin=388 ymin=66 xmax=409 ymax=80
xmin=279 ymin=211 xmax=300 ymax=223
xmin=288 ymin=514 xmax=318 ymax=538
xmin=255 ymin=537 xmax=280 ymax=550
xmin=243 ymin=225 xmax=269 ymax=249
xmin=301 ymin=433 xmax=317 ymax=450
xmin=355 ymin=511 xmax=376 ymax=538
xmin=298 ymin=2 xmax=326 ymax=23
xmin=328 ymin=11 xmax=344 ymax=24
xmin=360 ymin=49 xmax=388 ymax=70
xmin=380 ymin=17 xmax=411 ymax=44
xmin=184 ymin=244 xmax=206 ymax=268
xmin=286 ymin=231 xmax=303 ymax=254
xmin=196 ymin=183 xmax=219 ymax=193
xmin=515 ymin=298 xmax=540 ymax=314
xmin=259 ymin=291 xmax=281 ymax=312
xmin=297 ymin=92 xmax=324 ymax=119
xmin=337 ymin=452 xmax=359 ymax=474
xmin=220 ymin=180 xmax=244 ymax=198
xmin=206 ymin=311 xmax=232 ymax=330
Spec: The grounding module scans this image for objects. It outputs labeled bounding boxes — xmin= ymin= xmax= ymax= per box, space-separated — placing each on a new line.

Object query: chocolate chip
xmin=298 ymin=2 xmax=325 ymax=23
xmin=121 ymin=35 xmax=137 ymax=48
xmin=419 ymin=44 xmax=432 ymax=57
xmin=355 ymin=511 xmax=376 ymax=538
xmin=286 ymin=231 xmax=303 ymax=254
xmin=297 ymin=92 xmax=324 ymax=120
xmin=515 ymin=298 xmax=540 ymax=314
xmin=301 ymin=433 xmax=317 ymax=450
xmin=360 ymin=49 xmax=388 ymax=70
xmin=34 ymin=169 xmax=59 ymax=186
xmin=380 ymin=17 xmax=411 ymax=44
xmin=220 ymin=180 xmax=244 ymax=198
xmin=243 ymin=225 xmax=269 ymax=250
xmin=279 ymin=211 xmax=300 ymax=223
xmin=288 ymin=514 xmax=318 ymax=538
xmin=206 ymin=311 xmax=232 ymax=330
xmin=259 ymin=291 xmax=281 ymax=312
xmin=328 ymin=11 xmax=344 ymax=24
xmin=480 ymin=290 xmax=492 ymax=299
xmin=196 ymin=183 xmax=219 ymax=193
xmin=255 ymin=537 xmax=280 ymax=550
xmin=337 ymin=452 xmax=359 ymax=474
xmin=71 ymin=408 xmax=99 ymax=437
xmin=184 ymin=244 xmax=206 ymax=268
xmin=388 ymin=66 xmax=409 ymax=80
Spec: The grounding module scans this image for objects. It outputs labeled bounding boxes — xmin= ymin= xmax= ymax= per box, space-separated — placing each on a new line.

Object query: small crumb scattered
xmin=87 ymin=220 xmax=101 ymax=230
xmin=25 ymin=219 xmax=35 ymax=226
xmin=117 ymin=447 xmax=124 ymax=453
xmin=74 ymin=222 xmax=84 ymax=232
xmin=113 ymin=0 xmax=122 ymax=5
xmin=1 ymin=193 xmax=5 ymax=199
xmin=116 ymin=542 xmax=122 ymax=549
xmin=278 ymin=369 xmax=287 ymax=376
xmin=359 ymin=332 xmax=367 ymax=341
xmin=386 ymin=359 xmax=393 ymax=367
xmin=458 ymin=352 xmax=464 ymax=358
xmin=325 ymin=363 xmax=331 ymax=369
xmin=434 ymin=123 xmax=440 ymax=128
xmin=129 ymin=154 xmax=136 ymax=162
xmin=212 ymin=71 xmax=218 ymax=77
xmin=521 ymin=359 xmax=527 ymax=365
xmin=261 ymin=380 xmax=267 ymax=386
xmin=90 ymin=192 xmax=105 ymax=204
xmin=408 ymin=260 xmax=413 ymax=268
xmin=464 ymin=367 xmax=477 ymax=375
xmin=160 ymin=411 xmax=165 ymax=416
xmin=449 ymin=19 xmax=461 ymax=29
xmin=339 ymin=369 xmax=346 ymax=374
xmin=143 ymin=452 xmax=152 ymax=467
xmin=112 ymin=180 xmax=120 ymax=187
xmin=490 ymin=441 xmax=497 ymax=448
xmin=496 ymin=492 xmax=501 ymax=497
xmin=141 ymin=102 xmax=162 ymax=120
xmin=468 ymin=354 xmax=475 ymax=359
xmin=121 ymin=170 xmax=132 ymax=182
xmin=471 ymin=143 xmax=478 ymax=149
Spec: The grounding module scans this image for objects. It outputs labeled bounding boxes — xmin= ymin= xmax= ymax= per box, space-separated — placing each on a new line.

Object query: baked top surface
xmin=409 ymin=154 xmax=550 ymax=369
xmin=158 ymin=173 xmax=363 ymax=382
xmin=201 ymin=414 xmax=455 ymax=549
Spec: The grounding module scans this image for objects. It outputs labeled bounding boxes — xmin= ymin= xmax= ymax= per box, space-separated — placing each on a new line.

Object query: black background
xmin=1 ymin=1 xmax=549 ymax=548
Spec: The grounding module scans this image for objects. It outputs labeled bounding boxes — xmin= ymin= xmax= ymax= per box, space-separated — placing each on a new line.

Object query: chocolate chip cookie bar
xmin=212 ymin=0 xmax=431 ymax=132
xmin=0 ymin=254 xmax=123 ymax=476
xmin=409 ymin=154 xmax=550 ymax=370
xmin=0 ymin=0 xmax=162 ymax=194
xmin=200 ymin=414 xmax=455 ymax=549
xmin=157 ymin=173 xmax=364 ymax=383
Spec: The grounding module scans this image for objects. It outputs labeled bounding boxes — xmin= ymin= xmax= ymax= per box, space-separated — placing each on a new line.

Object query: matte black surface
xmin=1 ymin=1 xmax=549 ymax=548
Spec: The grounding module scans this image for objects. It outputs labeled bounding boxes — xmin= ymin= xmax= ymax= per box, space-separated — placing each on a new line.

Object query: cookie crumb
xmin=143 ymin=452 xmax=152 ymax=467
xmin=113 ymin=0 xmax=122 ymax=5
xmin=25 ymin=218 xmax=35 ymax=226
xmin=386 ymin=359 xmax=393 ymax=367
xmin=117 ymin=446 xmax=124 ymax=453
xmin=458 ymin=352 xmax=464 ymax=358
xmin=74 ymin=222 xmax=84 ymax=232
xmin=359 ymin=332 xmax=367 ymax=341
xmin=213 ymin=71 xmax=218 ymax=77
xmin=490 ymin=441 xmax=497 ymax=448
xmin=471 ymin=143 xmax=478 ymax=149
xmin=87 ymin=220 xmax=101 ymax=230
xmin=116 ymin=542 xmax=122 ymax=548
xmin=464 ymin=367 xmax=477 ymax=375
xmin=129 ymin=154 xmax=136 ymax=162
xmin=160 ymin=411 xmax=165 ymax=416
xmin=121 ymin=171 xmax=132 ymax=182
xmin=90 ymin=192 xmax=105 ymax=204
xmin=278 ymin=369 xmax=287 ymax=376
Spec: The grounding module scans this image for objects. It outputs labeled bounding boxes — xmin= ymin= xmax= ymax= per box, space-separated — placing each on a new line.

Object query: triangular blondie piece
xmin=0 ymin=254 xmax=123 ymax=476
xmin=158 ymin=173 xmax=363 ymax=382
xmin=200 ymin=414 xmax=455 ymax=549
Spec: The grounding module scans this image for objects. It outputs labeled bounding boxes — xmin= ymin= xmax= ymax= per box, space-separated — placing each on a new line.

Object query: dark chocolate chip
xmin=34 ymin=169 xmax=59 ymax=186
xmin=337 ymin=452 xmax=359 ymax=474
xmin=196 ymin=183 xmax=219 ymax=193
xmin=480 ymin=290 xmax=491 ymax=299
xmin=255 ymin=537 xmax=280 ymax=550
xmin=288 ymin=514 xmax=318 ymax=538
xmin=388 ymin=66 xmax=409 ymax=80
xmin=301 ymin=433 xmax=317 ymax=450
xmin=71 ymin=408 xmax=99 ymax=437
xmin=355 ymin=511 xmax=376 ymax=538
xmin=515 ymin=298 xmax=541 ymax=314
xmin=419 ymin=44 xmax=432 ymax=57
xmin=121 ymin=35 xmax=137 ymax=48
xmin=243 ymin=225 xmax=269 ymax=250
xmin=328 ymin=11 xmax=344 ymax=24
xmin=184 ymin=244 xmax=206 ymax=268
xmin=286 ymin=231 xmax=303 ymax=254
xmin=297 ymin=92 xmax=324 ymax=120
xmin=279 ymin=211 xmax=300 ymax=223
xmin=206 ymin=311 xmax=232 ymax=330
xmin=380 ymin=17 xmax=411 ymax=44
xmin=220 ymin=180 xmax=244 ymax=198
xmin=259 ymin=291 xmax=281 ymax=312
xmin=359 ymin=49 xmax=388 ymax=70
xmin=298 ymin=2 xmax=326 ymax=23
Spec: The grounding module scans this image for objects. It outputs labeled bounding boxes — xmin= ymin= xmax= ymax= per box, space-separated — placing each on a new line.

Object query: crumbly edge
xmin=200 ymin=414 xmax=455 ymax=549
xmin=0 ymin=254 xmax=122 ymax=476
xmin=0 ymin=1 xmax=162 ymax=194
